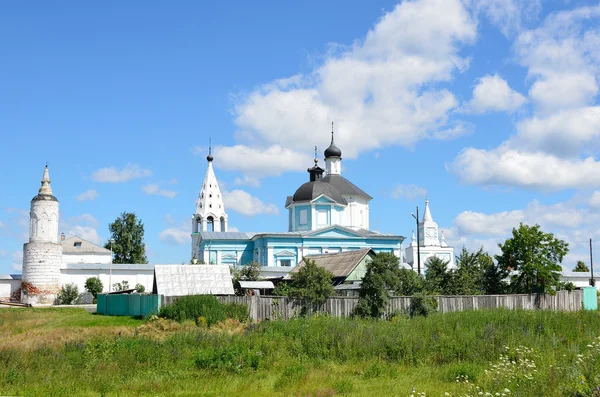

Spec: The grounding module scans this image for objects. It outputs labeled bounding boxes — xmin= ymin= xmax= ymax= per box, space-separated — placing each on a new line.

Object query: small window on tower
xmin=201 ymin=194 xmax=204 ymax=198
xmin=209 ymin=194 xmax=212 ymax=198
xmin=200 ymin=204 xmax=202 ymax=208
xmin=209 ymin=204 xmax=212 ymax=208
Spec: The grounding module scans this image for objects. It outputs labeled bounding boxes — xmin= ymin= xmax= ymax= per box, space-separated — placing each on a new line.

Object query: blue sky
xmin=2 ymin=0 xmax=600 ymax=273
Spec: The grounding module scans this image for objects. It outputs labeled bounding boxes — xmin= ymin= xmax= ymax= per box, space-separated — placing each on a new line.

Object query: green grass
xmin=1 ymin=308 xmax=600 ymax=396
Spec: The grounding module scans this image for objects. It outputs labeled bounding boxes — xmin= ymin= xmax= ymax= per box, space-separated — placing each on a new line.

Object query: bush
xmin=135 ymin=283 xmax=145 ymax=293
xmin=159 ymin=295 xmax=248 ymax=326
xmin=57 ymin=283 xmax=79 ymax=305
xmin=409 ymin=293 xmax=438 ymax=317
xmin=84 ymin=277 xmax=103 ymax=299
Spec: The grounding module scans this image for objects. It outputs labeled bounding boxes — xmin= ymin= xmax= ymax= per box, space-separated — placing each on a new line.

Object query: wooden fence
xmin=162 ymin=290 xmax=583 ymax=322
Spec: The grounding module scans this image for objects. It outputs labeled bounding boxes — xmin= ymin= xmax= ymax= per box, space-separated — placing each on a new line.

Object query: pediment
xmin=275 ymin=250 xmax=296 ymax=257
xmin=306 ymin=226 xmax=362 ymax=238
xmin=311 ymin=195 xmax=336 ymax=204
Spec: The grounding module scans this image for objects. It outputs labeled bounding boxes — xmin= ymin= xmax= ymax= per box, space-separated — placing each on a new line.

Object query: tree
xmin=355 ymin=252 xmax=403 ymax=318
xmin=57 ymin=283 xmax=79 ymax=305
xmin=396 ymin=268 xmax=425 ymax=296
xmin=479 ymin=252 xmax=509 ymax=295
xmin=84 ymin=277 xmax=104 ymax=301
xmin=496 ymin=223 xmax=568 ymax=294
xmin=135 ymin=283 xmax=145 ymax=293
xmin=232 ymin=261 xmax=262 ymax=295
xmin=573 ymin=260 xmax=590 ymax=272
xmin=424 ymin=256 xmax=452 ymax=294
xmin=288 ymin=258 xmax=335 ymax=306
xmin=452 ymin=247 xmax=509 ymax=295
xmin=104 ymin=212 xmax=148 ymax=264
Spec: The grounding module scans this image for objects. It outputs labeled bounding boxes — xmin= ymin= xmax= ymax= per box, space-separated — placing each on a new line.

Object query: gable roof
xmin=322 ymin=174 xmax=372 ymax=200
xmin=288 ymin=248 xmax=374 ymax=279
xmin=61 ymin=236 xmax=111 ymax=254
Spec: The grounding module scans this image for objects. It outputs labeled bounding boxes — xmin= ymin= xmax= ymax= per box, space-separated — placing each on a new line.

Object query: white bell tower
xmin=418 ymin=199 xmax=440 ymax=247
xmin=21 ymin=165 xmax=62 ymax=305
xmin=191 ymin=142 xmax=228 ymax=261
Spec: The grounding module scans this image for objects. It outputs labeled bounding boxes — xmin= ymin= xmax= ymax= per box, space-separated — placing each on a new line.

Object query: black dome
xmin=292 ymin=181 xmax=347 ymax=205
xmin=324 ymin=142 xmax=342 ymax=158
xmin=32 ymin=194 xmax=58 ymax=202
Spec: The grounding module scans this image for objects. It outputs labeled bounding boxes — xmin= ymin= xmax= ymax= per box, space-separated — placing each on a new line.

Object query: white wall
xmin=0 ymin=279 xmax=21 ymax=299
xmin=62 ymin=253 xmax=111 ymax=265
xmin=61 ymin=269 xmax=154 ymax=294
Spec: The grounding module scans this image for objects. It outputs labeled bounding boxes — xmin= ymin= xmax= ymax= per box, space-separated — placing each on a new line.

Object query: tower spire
xmin=207 ymin=137 xmax=213 ymax=162
xmin=39 ymin=164 xmax=53 ymax=195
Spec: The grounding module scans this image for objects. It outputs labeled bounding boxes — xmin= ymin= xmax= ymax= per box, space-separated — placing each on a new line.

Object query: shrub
xmin=159 ymin=295 xmax=248 ymax=326
xmin=57 ymin=283 xmax=79 ymax=305
xmin=135 ymin=283 xmax=145 ymax=293
xmin=409 ymin=293 xmax=438 ymax=317
xmin=84 ymin=277 xmax=103 ymax=299
xmin=112 ymin=280 xmax=130 ymax=292
xmin=195 ymin=343 xmax=262 ymax=373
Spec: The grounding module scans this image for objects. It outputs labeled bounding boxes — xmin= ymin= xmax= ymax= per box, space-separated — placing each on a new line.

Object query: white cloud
xmin=468 ymin=74 xmax=527 ymax=113
xmin=11 ymin=251 xmax=23 ymax=272
xmin=528 ymin=73 xmax=598 ymax=111
xmin=391 ymin=184 xmax=428 ymax=200
xmin=60 ymin=214 xmax=101 ymax=245
xmin=0 ymin=208 xmax=29 ymax=241
xmin=223 ymin=190 xmax=279 ymax=216
xmin=142 ymin=184 xmax=177 ymax=199
xmin=233 ymin=175 xmax=261 ymax=188
xmin=91 ymin=164 xmax=152 ymax=183
xmin=159 ymin=227 xmax=189 ymax=246
xmin=474 ymin=0 xmax=541 ymax=36
xmin=76 ymin=189 xmax=99 ymax=202
xmin=217 ymin=0 xmax=476 ymax=180
xmin=449 ymin=146 xmax=600 ymax=190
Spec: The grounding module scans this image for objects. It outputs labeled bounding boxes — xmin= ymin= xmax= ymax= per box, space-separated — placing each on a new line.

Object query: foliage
xmin=396 ymin=267 xmax=425 ymax=296
xmin=104 ymin=212 xmax=148 ymax=264
xmin=479 ymin=252 xmax=510 ymax=295
xmin=408 ymin=293 xmax=438 ymax=317
xmin=134 ymin=283 xmax=145 ymax=293
xmin=355 ymin=252 xmax=403 ymax=318
xmin=84 ymin=277 xmax=103 ymax=299
xmin=453 ymin=247 xmax=509 ymax=295
xmin=231 ymin=261 xmax=262 ymax=295
xmin=424 ymin=256 xmax=452 ymax=294
xmin=496 ymin=223 xmax=568 ymax=294
xmin=57 ymin=283 xmax=79 ymax=305
xmin=112 ymin=280 xmax=130 ymax=292
xmin=557 ymin=281 xmax=575 ymax=292
xmin=287 ymin=258 xmax=335 ymax=306
xmin=272 ymin=281 xmax=291 ymax=296
xmin=159 ymin=295 xmax=248 ymax=325
xmin=573 ymin=260 xmax=590 ymax=272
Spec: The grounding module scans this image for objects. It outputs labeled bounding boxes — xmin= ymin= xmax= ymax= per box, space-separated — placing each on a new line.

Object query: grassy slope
xmin=1 ymin=308 xmax=599 ymax=396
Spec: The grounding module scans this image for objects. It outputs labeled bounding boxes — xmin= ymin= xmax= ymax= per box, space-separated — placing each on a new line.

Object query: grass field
xmin=1 ymin=307 xmax=600 ymax=396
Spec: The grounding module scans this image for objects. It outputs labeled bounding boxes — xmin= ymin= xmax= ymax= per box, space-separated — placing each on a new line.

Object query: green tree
xmin=135 ymin=283 xmax=146 ymax=293
xmin=573 ymin=260 xmax=590 ymax=272
xmin=496 ymin=223 xmax=568 ymax=294
xmin=452 ymin=247 xmax=484 ymax=295
xmin=424 ymin=256 xmax=452 ymax=294
xmin=104 ymin=212 xmax=148 ymax=264
xmin=57 ymin=283 xmax=79 ymax=305
xmin=232 ymin=261 xmax=262 ymax=295
xmin=479 ymin=252 xmax=509 ymax=295
xmin=355 ymin=252 xmax=403 ymax=318
xmin=396 ymin=268 xmax=425 ymax=296
xmin=84 ymin=277 xmax=104 ymax=301
xmin=288 ymin=258 xmax=334 ymax=306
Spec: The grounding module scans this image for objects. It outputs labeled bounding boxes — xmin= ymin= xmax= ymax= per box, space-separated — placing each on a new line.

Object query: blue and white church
xmin=191 ymin=129 xmax=406 ymax=275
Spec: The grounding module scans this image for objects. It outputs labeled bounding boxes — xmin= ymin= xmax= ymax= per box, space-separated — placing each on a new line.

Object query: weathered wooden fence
xmin=163 ymin=290 xmax=583 ymax=322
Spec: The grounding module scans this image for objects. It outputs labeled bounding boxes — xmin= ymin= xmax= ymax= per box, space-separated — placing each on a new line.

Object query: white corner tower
xmin=191 ymin=142 xmax=228 ymax=260
xmin=21 ymin=165 xmax=62 ymax=305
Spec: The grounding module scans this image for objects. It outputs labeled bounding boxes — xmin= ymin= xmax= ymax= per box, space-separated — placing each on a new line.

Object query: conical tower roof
xmin=32 ymin=164 xmax=58 ymax=202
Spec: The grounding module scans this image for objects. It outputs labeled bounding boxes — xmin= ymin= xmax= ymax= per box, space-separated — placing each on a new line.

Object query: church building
xmin=404 ymin=199 xmax=455 ymax=274
xmin=191 ymin=127 xmax=405 ymax=275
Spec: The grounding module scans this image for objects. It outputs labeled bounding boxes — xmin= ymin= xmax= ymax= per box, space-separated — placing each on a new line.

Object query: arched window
xmin=193 ymin=216 xmax=201 ymax=233
xmin=207 ymin=216 xmax=215 ymax=232
xmin=209 ymin=204 xmax=212 ymax=208
xmin=220 ymin=216 xmax=226 ymax=232
xmin=209 ymin=194 xmax=212 ymax=198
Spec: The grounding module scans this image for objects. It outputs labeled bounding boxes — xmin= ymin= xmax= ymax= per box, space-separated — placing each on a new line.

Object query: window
xmin=299 ymin=209 xmax=308 ymax=225
xmin=209 ymin=194 xmax=212 ymax=198
xmin=280 ymin=259 xmax=291 ymax=267
xmin=74 ymin=242 xmax=82 ymax=248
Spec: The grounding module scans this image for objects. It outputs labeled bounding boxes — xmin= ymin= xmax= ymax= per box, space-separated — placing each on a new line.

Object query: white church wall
xmin=0 ymin=279 xmax=20 ymax=299
xmin=62 ymin=253 xmax=111 ymax=265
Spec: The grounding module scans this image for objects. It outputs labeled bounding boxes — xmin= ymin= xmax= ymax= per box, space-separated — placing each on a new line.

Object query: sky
xmin=1 ymin=0 xmax=600 ymax=273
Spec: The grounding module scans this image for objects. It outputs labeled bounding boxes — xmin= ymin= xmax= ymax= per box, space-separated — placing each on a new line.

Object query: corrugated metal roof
xmin=289 ymin=248 xmax=373 ymax=278
xmin=154 ymin=265 xmax=234 ymax=296
xmin=238 ymin=281 xmax=275 ymax=289
xmin=199 ymin=232 xmax=257 ymax=240
xmin=62 ymin=236 xmax=111 ymax=254
xmin=62 ymin=263 xmax=155 ymax=271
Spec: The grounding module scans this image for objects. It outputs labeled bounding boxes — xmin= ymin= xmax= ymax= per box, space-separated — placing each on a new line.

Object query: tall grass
xmin=1 ymin=309 xmax=600 ymax=396
xmin=158 ymin=295 xmax=248 ymax=326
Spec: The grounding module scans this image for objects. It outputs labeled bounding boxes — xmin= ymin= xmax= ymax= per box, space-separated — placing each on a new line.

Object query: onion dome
xmin=324 ymin=122 xmax=342 ymax=159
